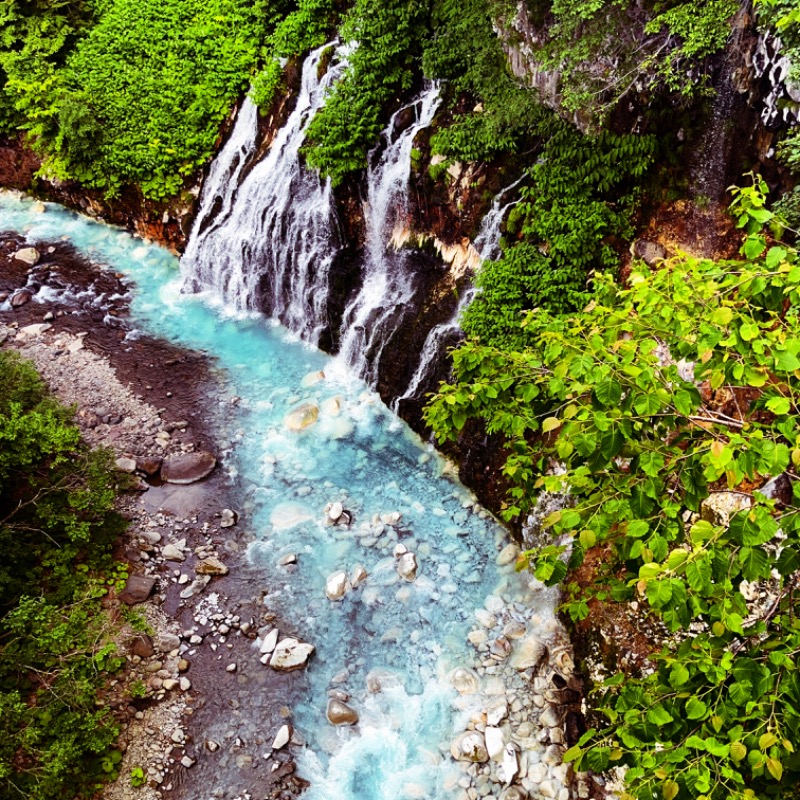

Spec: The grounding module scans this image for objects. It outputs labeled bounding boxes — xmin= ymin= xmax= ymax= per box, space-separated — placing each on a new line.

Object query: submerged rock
xmin=270 ymin=637 xmax=315 ymax=671
xmin=272 ymin=724 xmax=292 ymax=750
xmin=325 ymin=570 xmax=348 ymax=601
xmin=160 ymin=451 xmax=216 ymax=484
xmin=10 ymin=289 xmax=32 ymax=308
xmin=450 ymin=667 xmax=480 ymax=695
xmin=285 ymin=402 xmax=319 ymax=431
xmin=450 ymin=731 xmax=489 ymax=763
xmin=396 ymin=551 xmax=418 ymax=582
xmin=326 ymin=699 xmax=359 ymax=726
xmin=220 ymin=508 xmax=238 ymax=528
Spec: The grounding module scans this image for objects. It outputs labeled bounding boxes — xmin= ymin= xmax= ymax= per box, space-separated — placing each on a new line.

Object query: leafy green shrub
xmin=250 ymin=0 xmax=337 ymax=110
xmin=0 ymin=351 xmax=125 ymax=799
xmin=463 ymin=124 xmax=657 ymax=348
xmin=304 ymin=0 xmax=427 ymax=184
xmin=427 ymin=176 xmax=800 ymax=799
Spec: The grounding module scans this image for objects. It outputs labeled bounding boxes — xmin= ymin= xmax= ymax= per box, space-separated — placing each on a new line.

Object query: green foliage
xmin=60 ymin=0 xmax=269 ymax=198
xmin=536 ymin=0 xmax=740 ymax=116
xmin=423 ymin=0 xmax=545 ymax=163
xmin=0 ymin=351 xmax=125 ymax=799
xmin=304 ymin=0 xmax=428 ymax=184
xmin=426 ymin=176 xmax=800 ymax=798
xmin=130 ymin=766 xmax=146 ymax=787
xmin=250 ymin=0 xmax=337 ymax=110
xmin=463 ymin=124 xmax=657 ymax=348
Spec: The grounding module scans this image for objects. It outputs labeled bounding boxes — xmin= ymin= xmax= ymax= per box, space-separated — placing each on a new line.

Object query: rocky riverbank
xmin=0 ymin=233 xmax=311 ymax=800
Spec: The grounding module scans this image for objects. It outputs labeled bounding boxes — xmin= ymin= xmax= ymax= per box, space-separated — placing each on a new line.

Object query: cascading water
xmin=181 ymin=43 xmax=345 ymax=346
xmin=0 ymin=192 xmax=575 ymax=800
xmin=334 ymin=85 xmax=441 ymax=384
xmin=393 ymin=179 xmax=524 ymax=408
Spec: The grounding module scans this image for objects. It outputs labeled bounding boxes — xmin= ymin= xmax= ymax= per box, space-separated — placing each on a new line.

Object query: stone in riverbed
xmin=450 ymin=667 xmax=480 ymax=695
xmin=13 ymin=247 xmax=40 ymax=265
xmin=195 ymin=556 xmax=229 ymax=576
xmin=326 ymin=699 xmax=359 ymax=726
xmin=119 ymin=575 xmax=156 ymax=605
xmin=327 ymin=502 xmax=343 ymax=522
xmin=510 ymin=635 xmax=548 ymax=670
xmin=450 ymin=731 xmax=489 ymax=763
xmin=499 ymin=789 xmax=529 ymax=800
xmin=272 ymin=724 xmax=292 ymax=750
xmin=301 ymin=370 xmax=325 ymax=387
xmin=285 ymin=402 xmax=319 ymax=432
xmin=160 ymin=451 xmax=216 ymax=484
xmin=136 ymin=455 xmax=162 ymax=476
xmin=10 ymin=289 xmax=32 ymax=308
xmin=130 ymin=634 xmax=154 ymax=658
xmin=396 ymin=552 xmax=418 ymax=582
xmin=220 ymin=508 xmax=238 ymax=528
xmin=485 ymin=726 xmax=506 ymax=760
xmin=259 ymin=628 xmax=279 ymax=655
xmin=162 ymin=544 xmax=185 ymax=562
xmin=326 ymin=570 xmax=348 ymax=601
xmin=496 ymin=543 xmax=519 ymax=566
xmin=269 ymin=638 xmax=315 ymax=671
xmin=156 ymin=632 xmax=181 ymax=653
xmin=115 ymin=456 xmax=138 ymax=473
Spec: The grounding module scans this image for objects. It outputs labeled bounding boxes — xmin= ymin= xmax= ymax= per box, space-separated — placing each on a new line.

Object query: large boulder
xmin=269 ymin=637 xmax=315 ymax=672
xmin=509 ymin=635 xmax=548 ymax=670
xmin=160 ymin=452 xmax=216 ymax=484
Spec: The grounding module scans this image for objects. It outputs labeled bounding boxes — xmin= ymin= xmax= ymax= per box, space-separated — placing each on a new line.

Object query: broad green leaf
xmin=711 ymin=307 xmax=733 ymax=326
xmin=774 ymin=350 xmax=800 ymax=372
xmin=685 ymin=696 xmax=708 ymax=720
xmin=766 ymin=757 xmax=783 ymax=781
xmin=542 ymin=416 xmax=561 ymax=433
xmin=766 ymin=395 xmax=791 ymax=415
xmin=730 ymin=741 xmax=747 ymax=762
xmin=739 ymin=321 xmax=759 ymax=341
xmin=662 ymin=780 xmax=679 ymax=800
xmin=595 ymin=379 xmax=622 ymax=407
xmin=670 ymin=663 xmax=690 ymax=688
xmin=647 ymin=705 xmax=674 ymax=725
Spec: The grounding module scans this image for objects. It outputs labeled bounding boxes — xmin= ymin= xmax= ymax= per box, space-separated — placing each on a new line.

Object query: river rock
xmin=130 ymin=634 xmax=154 ymax=658
xmin=270 ymin=501 xmax=313 ymax=530
xmin=278 ymin=553 xmax=297 ymax=566
xmin=285 ymin=402 xmax=319 ymax=431
xmin=499 ymin=788 xmax=528 ymax=800
xmin=10 ymin=289 xmax=32 ymax=308
xmin=326 ymin=699 xmax=359 ymax=726
xmin=510 ymin=635 xmax=548 ymax=670
xmin=195 ymin=556 xmax=229 ymax=576
xmin=220 ymin=508 xmax=238 ymax=528
xmin=160 ymin=451 xmax=216 ymax=484
xmin=485 ymin=726 xmax=506 ymax=760
xmin=486 ymin=700 xmax=508 ymax=726
xmin=632 ymin=239 xmax=667 ymax=266
xmin=450 ymin=731 xmax=489 ymax=763
xmin=272 ymin=724 xmax=292 ymax=750
xmin=18 ymin=322 xmax=51 ymax=338
xmin=501 ymin=745 xmax=519 ymax=784
xmin=270 ymin=638 xmax=315 ymax=671
xmin=260 ymin=628 xmax=279 ymax=654
xmin=14 ymin=247 xmax=40 ymax=265
xmin=351 ymin=563 xmax=368 ymax=587
xmin=321 ymin=396 xmax=341 ymax=416
xmin=301 ymin=370 xmax=325 ymax=387
xmin=366 ymin=668 xmax=402 ymax=693
xmin=475 ymin=609 xmax=496 ymax=628
xmin=162 ymin=544 xmax=185 ymax=562
xmin=136 ymin=455 xmax=162 ymax=476
xmin=115 ymin=456 xmax=138 ymax=473
xmin=450 ymin=667 xmax=480 ymax=695
xmin=539 ymin=706 xmax=561 ymax=728
xmin=119 ymin=574 xmax=156 ymax=605
xmin=396 ymin=552 xmax=418 ymax=582
xmin=328 ymin=502 xmax=343 ymax=522
xmin=496 ymin=543 xmax=519 ymax=566
xmin=156 ymin=632 xmax=181 ymax=653
xmin=325 ymin=570 xmax=348 ymax=600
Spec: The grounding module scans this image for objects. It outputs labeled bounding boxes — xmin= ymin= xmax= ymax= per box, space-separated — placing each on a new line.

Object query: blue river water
xmin=0 ymin=192 xmax=557 ymax=800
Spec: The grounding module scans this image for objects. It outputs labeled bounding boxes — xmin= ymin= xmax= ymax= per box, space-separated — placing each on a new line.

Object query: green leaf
xmin=739 ymin=321 xmax=759 ymax=341
xmin=542 ymin=416 xmax=561 ymax=433
xmin=729 ymin=741 xmax=747 ymax=762
xmin=594 ymin=379 xmax=622 ymax=407
xmin=670 ymin=663 xmax=690 ymax=688
xmin=766 ymin=395 xmax=791 ymax=415
xmin=647 ymin=705 xmax=674 ymax=725
xmin=774 ymin=350 xmax=800 ymax=372
xmin=729 ymin=680 xmax=752 ymax=706
xmin=766 ymin=756 xmax=783 ymax=781
xmin=685 ymin=696 xmax=708 ymax=720
xmin=662 ymin=780 xmax=679 ymax=800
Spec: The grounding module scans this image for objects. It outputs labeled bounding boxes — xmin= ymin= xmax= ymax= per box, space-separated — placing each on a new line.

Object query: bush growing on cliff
xmin=0 ymin=351 xmax=125 ymax=799
xmin=426 ymin=176 xmax=800 ymax=799
xmin=463 ymin=124 xmax=657 ymax=348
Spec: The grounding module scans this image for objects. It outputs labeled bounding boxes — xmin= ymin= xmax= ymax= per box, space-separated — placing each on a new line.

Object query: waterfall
xmin=181 ymin=43 xmax=345 ymax=346
xmin=393 ymin=179 xmax=524 ymax=408
xmin=335 ymin=84 xmax=441 ymax=383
